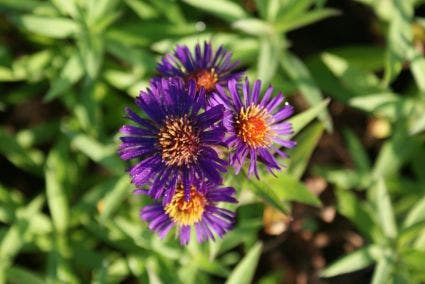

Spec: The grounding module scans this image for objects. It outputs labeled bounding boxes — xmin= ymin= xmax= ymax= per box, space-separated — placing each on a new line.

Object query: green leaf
xmin=305 ymin=54 xmax=357 ymax=102
xmin=232 ymin=19 xmax=273 ymax=36
xmin=45 ymin=51 xmax=84 ymax=101
xmin=410 ymin=51 xmax=425 ymax=93
xmin=324 ymin=45 xmax=385 ymax=72
xmin=335 ymin=188 xmax=379 ymax=241
xmin=403 ymin=196 xmax=425 ymax=229
xmin=342 ymin=129 xmax=371 ymax=173
xmin=281 ymin=51 xmax=332 ymax=131
xmin=77 ymin=33 xmax=104 ymax=80
xmin=321 ymin=53 xmax=385 ymax=98
xmin=45 ymin=141 xmax=70 ymax=233
xmin=0 ymin=195 xmax=44 ymax=267
xmin=373 ymin=125 xmax=420 ymax=178
xmin=194 ymin=254 xmax=230 ymax=277
xmin=265 ymin=174 xmax=321 ymax=206
xmin=0 ymin=128 xmax=43 ymax=176
xmin=50 ymin=0 xmax=77 ymax=18
xmin=372 ymin=178 xmax=397 ymax=239
xmin=70 ymin=134 xmax=124 ymax=173
xmin=257 ymin=36 xmax=281 ymax=86
xmin=99 ymin=176 xmax=131 ymax=221
xmin=318 ymin=168 xmax=371 ymax=190
xmin=71 ymin=177 xmax=121 ymax=225
xmin=287 ymin=98 xmax=330 ymax=138
xmin=125 ymin=0 xmax=158 ymax=19
xmin=226 ymin=242 xmax=262 ymax=284
xmin=13 ymin=15 xmax=79 ymax=38
xmin=274 ymin=9 xmax=340 ymax=33
xmin=0 ymin=0 xmax=48 ymax=12
xmin=348 ymin=93 xmax=402 ymax=116
xmin=287 ymin=122 xmax=324 ymax=179
xmin=371 ymin=257 xmax=393 ymax=284
xmin=182 ymin=0 xmax=247 ymax=22
xmin=321 ymin=245 xmax=380 ymax=277
xmin=6 ymin=266 xmax=45 ymax=284
xmin=248 ymin=178 xmax=290 ymax=214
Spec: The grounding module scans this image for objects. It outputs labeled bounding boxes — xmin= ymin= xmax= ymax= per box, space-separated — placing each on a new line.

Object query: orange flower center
xmin=158 ymin=115 xmax=200 ymax=166
xmin=164 ymin=185 xmax=207 ymax=226
xmin=189 ymin=69 xmax=218 ymax=92
xmin=236 ymin=105 xmax=271 ymax=148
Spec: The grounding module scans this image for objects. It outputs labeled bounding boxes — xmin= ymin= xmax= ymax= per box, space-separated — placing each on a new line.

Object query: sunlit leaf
xmin=321 ymin=245 xmax=380 ymax=277
xmin=183 ymin=0 xmax=247 ymax=21
xmin=13 ymin=15 xmax=79 ymax=38
xmin=226 ymin=242 xmax=262 ymax=284
xmin=281 ymin=51 xmax=332 ymax=131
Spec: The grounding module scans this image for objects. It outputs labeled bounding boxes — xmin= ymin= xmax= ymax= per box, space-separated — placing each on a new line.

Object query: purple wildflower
xmin=216 ymin=78 xmax=296 ymax=179
xmin=140 ymin=182 xmax=237 ymax=245
xmin=157 ymin=42 xmax=244 ymax=105
xmin=119 ymin=78 xmax=227 ymax=203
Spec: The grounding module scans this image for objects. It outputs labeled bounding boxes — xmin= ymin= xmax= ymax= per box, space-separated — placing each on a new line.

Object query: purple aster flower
xmin=216 ymin=78 xmax=296 ymax=179
xmin=119 ymin=78 xmax=227 ymax=203
xmin=157 ymin=42 xmax=244 ymax=105
xmin=140 ymin=181 xmax=237 ymax=245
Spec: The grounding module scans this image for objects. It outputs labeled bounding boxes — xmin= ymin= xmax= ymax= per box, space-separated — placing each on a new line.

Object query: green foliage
xmin=1 ymin=0 xmax=424 ymax=283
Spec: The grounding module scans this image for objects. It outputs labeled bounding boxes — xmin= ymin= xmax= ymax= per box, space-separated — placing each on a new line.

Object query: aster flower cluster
xmin=119 ymin=42 xmax=296 ymax=245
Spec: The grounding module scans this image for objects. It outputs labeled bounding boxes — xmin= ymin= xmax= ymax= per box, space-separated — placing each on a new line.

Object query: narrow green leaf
xmin=45 ymin=141 xmax=70 ymax=233
xmin=182 ymin=0 xmax=247 ymax=21
xmin=287 ymin=98 xmax=330 ymax=138
xmin=281 ymin=51 xmax=332 ymax=131
xmin=77 ymin=33 xmax=104 ymax=80
xmin=321 ymin=245 xmax=379 ymax=277
xmin=373 ymin=125 xmax=420 ymax=178
xmin=194 ymin=254 xmax=230 ymax=277
xmin=371 ymin=257 xmax=393 ymax=284
xmin=372 ymin=178 xmax=397 ymax=239
xmin=277 ymin=0 xmax=313 ymax=21
xmin=50 ymin=0 xmax=77 ymax=18
xmin=0 ymin=195 xmax=44 ymax=267
xmin=335 ymin=188 xmax=379 ymax=241
xmin=248 ymin=178 xmax=290 ymax=214
xmin=99 ymin=176 xmax=131 ymax=221
xmin=125 ymin=0 xmax=158 ymax=19
xmin=266 ymin=174 xmax=321 ymax=206
xmin=6 ymin=266 xmax=45 ymax=284
xmin=257 ymin=36 xmax=281 ymax=86
xmin=45 ymin=51 xmax=84 ymax=101
xmin=410 ymin=51 xmax=425 ymax=93
xmin=13 ymin=15 xmax=79 ymax=38
xmin=325 ymin=45 xmax=385 ymax=72
xmin=232 ymin=19 xmax=273 ymax=36
xmin=226 ymin=242 xmax=262 ymax=284
xmin=321 ymin=53 xmax=385 ymax=97
xmin=274 ymin=9 xmax=340 ymax=33
xmin=0 ymin=0 xmax=48 ymax=12
xmin=342 ymin=129 xmax=371 ymax=173
xmin=0 ymin=128 xmax=42 ymax=175
xmin=287 ymin=122 xmax=324 ymax=179
xmin=70 ymin=134 xmax=123 ymax=173
xmin=403 ymin=196 xmax=425 ymax=229
xmin=305 ymin=55 xmax=357 ymax=102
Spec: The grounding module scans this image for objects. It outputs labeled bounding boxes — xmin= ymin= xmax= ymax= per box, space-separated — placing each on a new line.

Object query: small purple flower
xmin=119 ymin=78 xmax=227 ymax=203
xmin=141 ymin=182 xmax=237 ymax=245
xmin=157 ymin=42 xmax=244 ymax=105
xmin=216 ymin=78 xmax=296 ymax=179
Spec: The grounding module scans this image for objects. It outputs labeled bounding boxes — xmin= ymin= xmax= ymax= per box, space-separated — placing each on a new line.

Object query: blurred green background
xmin=1 ymin=0 xmax=425 ymax=283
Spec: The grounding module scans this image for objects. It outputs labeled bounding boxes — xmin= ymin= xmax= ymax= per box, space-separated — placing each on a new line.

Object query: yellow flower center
xmin=158 ymin=115 xmax=200 ymax=166
xmin=164 ymin=185 xmax=207 ymax=226
xmin=189 ymin=69 xmax=218 ymax=92
xmin=236 ymin=104 xmax=271 ymax=148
